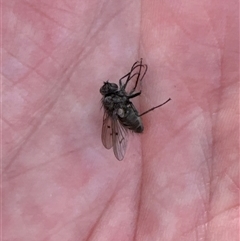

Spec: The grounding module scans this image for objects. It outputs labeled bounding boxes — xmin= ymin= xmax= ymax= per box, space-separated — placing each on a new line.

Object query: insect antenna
xmin=139 ymin=98 xmax=171 ymax=117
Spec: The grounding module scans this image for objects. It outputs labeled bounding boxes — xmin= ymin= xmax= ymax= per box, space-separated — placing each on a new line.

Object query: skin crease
xmin=2 ymin=0 xmax=239 ymax=240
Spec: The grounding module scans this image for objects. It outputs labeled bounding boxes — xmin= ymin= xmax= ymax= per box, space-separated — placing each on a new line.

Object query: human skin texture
xmin=2 ymin=0 xmax=239 ymax=240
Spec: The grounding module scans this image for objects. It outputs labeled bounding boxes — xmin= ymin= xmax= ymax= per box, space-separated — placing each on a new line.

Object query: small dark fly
xmin=100 ymin=59 xmax=171 ymax=161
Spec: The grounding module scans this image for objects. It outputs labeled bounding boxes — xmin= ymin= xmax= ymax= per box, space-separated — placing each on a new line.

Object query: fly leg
xmin=128 ymin=91 xmax=141 ymax=99
xmin=119 ymin=60 xmax=140 ymax=88
xmin=119 ymin=59 xmax=146 ymax=92
xmin=139 ymin=98 xmax=171 ymax=116
xmin=129 ymin=63 xmax=147 ymax=95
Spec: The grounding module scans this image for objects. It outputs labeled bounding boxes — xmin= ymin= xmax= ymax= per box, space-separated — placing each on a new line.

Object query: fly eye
xmin=100 ymin=82 xmax=118 ymax=95
xmin=109 ymin=83 xmax=118 ymax=91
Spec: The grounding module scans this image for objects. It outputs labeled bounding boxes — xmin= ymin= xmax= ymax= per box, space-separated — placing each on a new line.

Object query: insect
xmin=100 ymin=59 xmax=171 ymax=161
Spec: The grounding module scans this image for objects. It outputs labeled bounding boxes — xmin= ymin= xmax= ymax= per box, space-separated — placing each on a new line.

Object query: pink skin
xmin=3 ymin=0 xmax=239 ymax=240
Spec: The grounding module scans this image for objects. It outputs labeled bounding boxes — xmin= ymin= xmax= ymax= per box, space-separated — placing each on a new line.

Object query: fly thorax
xmin=102 ymin=96 xmax=114 ymax=109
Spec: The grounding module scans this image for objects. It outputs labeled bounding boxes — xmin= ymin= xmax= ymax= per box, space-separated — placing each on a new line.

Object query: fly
xmin=100 ymin=59 xmax=171 ymax=161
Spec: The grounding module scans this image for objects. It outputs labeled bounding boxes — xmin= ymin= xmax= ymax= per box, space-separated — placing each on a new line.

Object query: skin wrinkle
xmin=41 ymin=203 xmax=102 ymax=241
xmin=24 ymin=34 xmax=62 ymax=63
xmin=6 ymin=143 xmax=85 ymax=180
xmin=132 ymin=169 xmax=143 ymax=239
xmin=212 ymin=204 xmax=239 ymax=222
xmin=85 ymin=188 xmax=121 ymax=240
xmin=203 ymin=59 xmax=225 ymax=229
xmin=184 ymin=179 xmax=210 ymax=234
xmin=4 ymin=103 xmax=53 ymax=170
xmin=5 ymin=156 xmax=51 ymax=180
xmin=197 ymin=123 xmax=213 ymax=178
xmin=168 ymin=111 xmax=205 ymax=142
xmin=166 ymin=2 xmax=222 ymax=49
xmin=146 ymin=169 xmax=208 ymax=214
xmin=80 ymin=0 xmax=135 ymax=60
xmin=94 ymin=190 xmax=131 ymax=239
xmin=71 ymin=1 xmax=106 ymax=48
xmin=76 ymin=0 xmax=132 ymax=56
xmin=214 ymin=127 xmax=236 ymax=153
xmin=198 ymin=132 xmax=212 ymax=168
xmin=182 ymin=47 xmax=221 ymax=105
xmin=2 ymin=116 xmax=16 ymax=129
xmin=3 ymin=49 xmax=44 ymax=80
xmin=51 ymin=3 xmax=131 ymax=79
xmin=163 ymin=55 xmax=221 ymax=115
xmin=163 ymin=52 xmax=222 ymax=96
xmin=224 ymin=172 xmax=239 ymax=190
xmin=39 ymin=2 xmax=86 ymax=18
xmin=210 ymin=127 xmax=238 ymax=220
xmin=4 ymin=137 xmax=82 ymax=179
xmin=13 ymin=2 xmax=111 ymax=80
xmin=13 ymin=59 xmax=51 ymax=87
xmin=146 ymin=169 xmax=207 ymax=239
xmin=211 ymin=108 xmax=234 ymax=150
xmin=161 ymin=4 xmax=227 ymax=99
xmin=146 ymin=182 xmax=174 ymax=209
xmin=203 ymin=6 xmax=226 ymax=50
xmin=19 ymin=158 xmax=132 ymax=239
xmin=13 ymin=165 xmax=117 ymax=240
xmin=167 ymin=7 xmax=204 ymax=45
xmin=194 ymin=174 xmax=211 ymax=240
xmin=207 ymin=205 xmax=239 ymax=225
xmin=182 ymin=195 xmax=210 ymax=241
xmin=183 ymin=217 xmax=209 ymax=241
xmin=4 ymin=73 xmax=70 ymax=169
xmin=4 ymin=48 xmax=59 ymax=86
xmin=23 ymin=1 xmax=73 ymax=31
xmin=216 ymin=170 xmax=239 ymax=199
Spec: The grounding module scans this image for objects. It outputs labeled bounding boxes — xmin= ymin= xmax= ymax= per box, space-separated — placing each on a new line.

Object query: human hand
xmin=3 ymin=0 xmax=239 ymax=240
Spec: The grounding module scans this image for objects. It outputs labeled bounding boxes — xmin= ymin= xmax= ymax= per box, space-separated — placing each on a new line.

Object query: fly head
xmin=100 ymin=81 xmax=118 ymax=96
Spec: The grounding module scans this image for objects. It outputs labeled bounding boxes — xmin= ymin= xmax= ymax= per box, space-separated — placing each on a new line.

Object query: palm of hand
xmin=3 ymin=0 xmax=239 ymax=240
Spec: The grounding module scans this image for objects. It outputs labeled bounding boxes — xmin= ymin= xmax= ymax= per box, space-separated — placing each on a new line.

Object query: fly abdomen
xmin=118 ymin=107 xmax=144 ymax=133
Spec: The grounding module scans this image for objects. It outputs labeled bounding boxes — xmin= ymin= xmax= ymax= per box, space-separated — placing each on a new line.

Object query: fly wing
xmin=112 ymin=117 xmax=128 ymax=161
xmin=101 ymin=111 xmax=113 ymax=149
xmin=101 ymin=111 xmax=128 ymax=160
